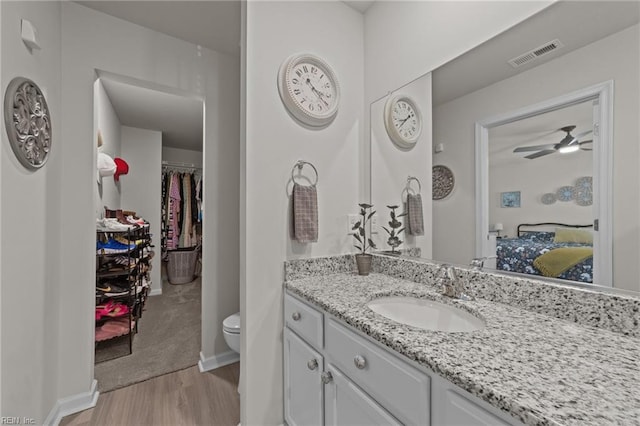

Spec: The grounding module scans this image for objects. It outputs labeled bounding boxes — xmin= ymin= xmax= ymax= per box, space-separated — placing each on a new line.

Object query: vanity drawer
xmin=325 ymin=318 xmax=430 ymax=425
xmin=284 ymin=293 xmax=323 ymax=349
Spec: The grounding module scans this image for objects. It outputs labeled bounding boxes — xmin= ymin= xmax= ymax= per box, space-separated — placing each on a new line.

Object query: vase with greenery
xmin=352 ymin=203 xmax=376 ymax=276
xmin=382 ymin=205 xmax=406 ymax=255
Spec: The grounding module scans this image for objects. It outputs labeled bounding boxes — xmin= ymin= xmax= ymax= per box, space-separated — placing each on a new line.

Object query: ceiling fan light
xmin=558 ymin=144 xmax=580 ymax=154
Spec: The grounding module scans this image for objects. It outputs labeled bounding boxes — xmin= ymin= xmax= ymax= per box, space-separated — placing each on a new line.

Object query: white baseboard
xmin=198 ymin=350 xmax=239 ymax=373
xmin=44 ymin=379 xmax=99 ymax=426
xmin=149 ymin=288 xmax=162 ymax=296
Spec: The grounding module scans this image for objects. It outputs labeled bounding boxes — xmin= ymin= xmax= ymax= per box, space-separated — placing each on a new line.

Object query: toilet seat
xmin=223 ymin=312 xmax=240 ymax=334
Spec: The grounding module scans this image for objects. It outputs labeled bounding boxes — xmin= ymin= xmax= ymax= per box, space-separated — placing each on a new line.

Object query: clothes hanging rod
xmin=162 ymin=160 xmax=202 ymax=169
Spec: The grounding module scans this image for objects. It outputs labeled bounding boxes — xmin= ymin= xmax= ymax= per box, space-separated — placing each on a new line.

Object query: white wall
xmin=58 ymin=1 xmax=240 ymax=405
xmin=489 ymin=148 xmax=592 ymax=239
xmin=433 ymin=25 xmax=639 ymax=292
xmin=120 ymin=126 xmax=162 ymax=295
xmin=364 ymin=1 xmax=552 ymax=103
xmin=370 ymin=73 xmax=433 ymax=257
xmin=162 ymin=146 xmax=203 ymax=168
xmin=95 ymin=79 xmax=122 ymax=217
xmin=1 ymin=1 xmax=61 ymax=422
xmin=243 ymin=1 xmax=364 ymax=423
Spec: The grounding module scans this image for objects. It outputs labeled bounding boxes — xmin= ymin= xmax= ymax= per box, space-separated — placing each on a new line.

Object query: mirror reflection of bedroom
xmin=488 ymin=101 xmax=595 ymax=284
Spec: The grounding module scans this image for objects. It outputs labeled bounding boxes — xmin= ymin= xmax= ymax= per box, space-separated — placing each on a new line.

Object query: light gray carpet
xmin=94 ymin=268 xmax=201 ymax=392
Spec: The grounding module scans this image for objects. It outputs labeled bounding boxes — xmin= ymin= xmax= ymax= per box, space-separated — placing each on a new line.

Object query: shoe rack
xmin=95 ymin=222 xmax=153 ymax=362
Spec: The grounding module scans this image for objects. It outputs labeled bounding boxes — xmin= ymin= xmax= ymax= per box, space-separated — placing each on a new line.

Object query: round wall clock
xmin=384 ymin=94 xmax=422 ymax=149
xmin=277 ymin=53 xmax=340 ymax=127
xmin=3 ymin=77 xmax=52 ymax=170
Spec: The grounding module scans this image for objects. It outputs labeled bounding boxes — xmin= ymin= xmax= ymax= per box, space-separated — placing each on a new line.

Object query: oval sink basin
xmin=367 ymin=296 xmax=485 ymax=332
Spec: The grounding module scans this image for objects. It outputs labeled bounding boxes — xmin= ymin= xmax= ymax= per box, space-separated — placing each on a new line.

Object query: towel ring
xmin=407 ymin=176 xmax=421 ymax=194
xmin=291 ymin=160 xmax=319 ymax=187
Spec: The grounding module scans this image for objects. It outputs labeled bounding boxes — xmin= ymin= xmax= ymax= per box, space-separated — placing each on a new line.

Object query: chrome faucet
xmin=470 ymin=256 xmax=497 ymax=271
xmin=437 ymin=264 xmax=471 ymax=299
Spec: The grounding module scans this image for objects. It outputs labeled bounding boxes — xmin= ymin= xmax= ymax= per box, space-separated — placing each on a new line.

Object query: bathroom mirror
xmin=370 ymin=1 xmax=640 ymax=293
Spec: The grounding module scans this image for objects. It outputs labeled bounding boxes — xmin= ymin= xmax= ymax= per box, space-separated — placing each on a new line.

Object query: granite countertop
xmin=285 ymin=272 xmax=640 ymax=426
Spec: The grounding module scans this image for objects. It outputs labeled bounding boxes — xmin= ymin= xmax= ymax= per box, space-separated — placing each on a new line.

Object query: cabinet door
xmin=284 ymin=328 xmax=323 ymax=426
xmin=325 ymin=364 xmax=401 ymax=426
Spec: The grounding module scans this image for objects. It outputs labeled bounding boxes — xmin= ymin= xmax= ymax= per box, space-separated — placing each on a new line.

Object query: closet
xmin=161 ymin=162 xmax=203 ymax=284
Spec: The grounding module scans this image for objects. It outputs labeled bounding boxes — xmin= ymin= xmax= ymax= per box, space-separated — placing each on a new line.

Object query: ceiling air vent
xmin=508 ymin=39 xmax=564 ymax=68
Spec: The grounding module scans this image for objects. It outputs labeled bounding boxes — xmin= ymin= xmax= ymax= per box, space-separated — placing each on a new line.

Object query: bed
xmin=495 ymin=222 xmax=594 ymax=283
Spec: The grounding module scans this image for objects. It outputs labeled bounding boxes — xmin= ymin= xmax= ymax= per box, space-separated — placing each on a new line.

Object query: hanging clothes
xmin=180 ymin=173 xmax=193 ymax=247
xmin=167 ymin=172 xmax=181 ymax=250
xmin=190 ymin=173 xmax=198 ymax=224
xmin=161 ymin=167 xmax=203 ymax=252
xmin=196 ymin=176 xmax=203 ymax=222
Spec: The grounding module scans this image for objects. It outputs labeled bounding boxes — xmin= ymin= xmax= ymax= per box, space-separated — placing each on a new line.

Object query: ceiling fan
xmin=513 ymin=125 xmax=593 ymax=159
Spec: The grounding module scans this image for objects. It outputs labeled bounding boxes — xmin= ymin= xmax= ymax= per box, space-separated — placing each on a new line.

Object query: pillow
xmin=519 ymin=231 xmax=554 ymax=242
xmin=553 ymin=228 xmax=593 ymax=244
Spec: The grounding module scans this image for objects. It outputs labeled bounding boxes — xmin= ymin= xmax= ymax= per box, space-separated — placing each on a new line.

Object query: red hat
xmin=114 ymin=157 xmax=129 ymax=181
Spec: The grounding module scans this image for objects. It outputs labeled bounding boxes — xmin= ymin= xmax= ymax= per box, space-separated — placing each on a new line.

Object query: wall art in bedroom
xmin=501 ymin=191 xmax=521 ymax=208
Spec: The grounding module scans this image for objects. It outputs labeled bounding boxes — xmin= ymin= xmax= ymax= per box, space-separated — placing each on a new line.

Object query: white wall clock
xmin=384 ymin=94 xmax=422 ymax=149
xmin=277 ymin=53 xmax=340 ymax=127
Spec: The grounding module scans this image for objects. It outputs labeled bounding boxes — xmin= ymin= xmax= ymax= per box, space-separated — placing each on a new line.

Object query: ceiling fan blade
xmin=513 ymin=144 xmax=556 ymax=153
xmin=580 ymin=140 xmax=593 ymax=151
xmin=525 ymin=149 xmax=556 ymax=159
xmin=575 ymin=130 xmax=593 ymax=139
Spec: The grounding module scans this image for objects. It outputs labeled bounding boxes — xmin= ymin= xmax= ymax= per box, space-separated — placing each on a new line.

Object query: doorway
xmin=475 ymin=81 xmax=613 ymax=286
xmin=93 ymin=72 xmax=205 ymax=390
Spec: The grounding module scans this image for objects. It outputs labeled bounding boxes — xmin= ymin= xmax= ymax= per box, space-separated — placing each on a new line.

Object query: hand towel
xmin=407 ymin=193 xmax=424 ymax=236
xmin=292 ymin=183 xmax=318 ymax=243
xmin=533 ymin=247 xmax=593 ymax=277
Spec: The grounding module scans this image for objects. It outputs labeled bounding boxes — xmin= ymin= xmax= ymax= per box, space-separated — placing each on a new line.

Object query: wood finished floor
xmin=61 ymin=363 xmax=240 ymax=426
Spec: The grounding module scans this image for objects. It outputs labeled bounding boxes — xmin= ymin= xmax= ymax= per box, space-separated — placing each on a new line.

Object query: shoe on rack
xmin=103 ymin=284 xmax=130 ymax=297
xmin=104 ymin=302 xmax=129 ymax=318
xmin=96 ymin=283 xmax=112 ymax=293
xmin=104 ymin=206 xmax=117 ymax=218
xmin=97 ymin=238 xmax=136 ymax=254
xmin=95 ymin=300 xmax=115 ymax=320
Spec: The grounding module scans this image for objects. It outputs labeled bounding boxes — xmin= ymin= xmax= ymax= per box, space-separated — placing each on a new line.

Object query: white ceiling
xmin=101 ymin=78 xmax=203 ymax=152
xmin=76 ymin=1 xmax=241 ymax=55
xmin=488 ymin=101 xmax=593 ymax=167
xmin=433 ymin=1 xmax=640 ymax=106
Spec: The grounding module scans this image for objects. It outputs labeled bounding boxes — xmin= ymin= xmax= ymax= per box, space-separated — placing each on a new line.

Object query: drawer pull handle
xmin=354 ymin=355 xmax=367 ymax=369
xmin=291 ymin=312 xmax=301 ymax=321
xmin=321 ymin=371 xmax=333 ymax=384
xmin=307 ymin=359 xmax=318 ymax=370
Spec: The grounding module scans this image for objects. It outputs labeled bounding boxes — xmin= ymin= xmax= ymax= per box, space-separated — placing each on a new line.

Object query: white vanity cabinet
xmin=324 ymin=365 xmax=401 ymax=425
xmin=283 ymin=328 xmax=324 ymax=426
xmin=284 ymin=292 xmax=520 ymax=426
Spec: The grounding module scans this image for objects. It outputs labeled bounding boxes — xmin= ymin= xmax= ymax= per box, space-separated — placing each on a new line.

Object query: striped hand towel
xmin=407 ymin=193 xmax=424 ymax=236
xmin=292 ymin=183 xmax=318 ymax=243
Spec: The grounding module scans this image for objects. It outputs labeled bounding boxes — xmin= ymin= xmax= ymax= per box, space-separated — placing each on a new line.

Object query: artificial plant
xmin=352 ymin=203 xmax=377 ymax=255
xmin=382 ymin=205 xmax=406 ymax=254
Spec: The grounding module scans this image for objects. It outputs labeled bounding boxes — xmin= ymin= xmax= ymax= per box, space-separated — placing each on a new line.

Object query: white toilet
xmin=223 ymin=312 xmax=241 ymax=353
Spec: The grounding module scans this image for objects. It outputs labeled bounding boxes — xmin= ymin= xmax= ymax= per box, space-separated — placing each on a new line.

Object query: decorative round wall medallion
xmin=575 ymin=191 xmax=593 ymax=206
xmin=432 ymin=165 xmax=454 ymax=200
xmin=556 ymin=186 xmax=575 ymax=202
xmin=384 ymin=95 xmax=422 ymax=150
xmin=574 ymin=176 xmax=593 ymax=206
xmin=541 ymin=193 xmax=557 ymax=205
xmin=277 ymin=53 xmax=340 ymax=127
xmin=4 ymin=77 xmax=51 ymax=170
